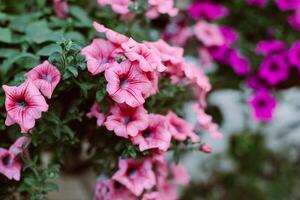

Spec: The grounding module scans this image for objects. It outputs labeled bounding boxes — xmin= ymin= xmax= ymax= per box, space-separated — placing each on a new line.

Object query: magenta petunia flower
xmin=131 ymin=114 xmax=171 ymax=151
xmin=25 ymin=61 xmax=61 ymax=99
xmin=220 ymin=25 xmax=239 ymax=46
xmin=288 ymin=9 xmax=300 ymax=30
xmin=187 ymin=1 xmax=229 ymax=21
xmin=0 ymin=137 xmax=29 ymax=181
xmin=166 ymin=111 xmax=199 ymax=143
xmin=104 ymin=60 xmax=153 ymax=107
xmin=122 ymin=38 xmax=166 ymax=72
xmin=255 ymin=40 xmax=286 ymax=56
xmin=112 ymin=158 xmax=156 ymax=196
xmin=3 ymin=81 xmax=49 ymax=133
xmin=146 ymin=0 xmax=178 ymax=19
xmin=246 ymin=0 xmax=267 ymax=8
xmin=247 ymin=74 xmax=269 ymax=91
xmin=275 ymin=0 xmax=300 ymax=11
xmin=288 ymin=41 xmax=300 ymax=71
xmin=104 ymin=103 xmax=149 ymax=138
xmin=81 ymin=39 xmax=117 ymax=75
xmin=94 ymin=178 xmax=135 ymax=200
xmin=93 ymin=22 xmax=129 ymax=46
xmin=208 ymin=44 xmax=232 ymax=63
xmin=228 ymin=49 xmax=250 ymax=76
xmin=97 ymin=0 xmax=131 ymax=15
xmin=52 ymin=0 xmax=68 ymax=18
xmin=194 ymin=21 xmax=224 ymax=47
xmin=86 ymin=103 xmax=105 ymax=126
xmin=259 ymin=54 xmax=290 ymax=85
xmin=249 ymin=90 xmax=277 ymax=122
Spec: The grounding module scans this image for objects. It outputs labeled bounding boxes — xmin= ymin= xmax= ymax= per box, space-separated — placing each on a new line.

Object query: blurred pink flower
xmin=199 ymin=143 xmax=212 ymax=154
xmin=86 ymin=103 xmax=105 ymax=126
xmin=288 ymin=9 xmax=300 ymax=30
xmin=112 ymin=158 xmax=156 ymax=196
xmin=131 ymin=114 xmax=171 ymax=151
xmin=53 ymin=0 xmax=68 ymax=18
xmin=166 ymin=111 xmax=199 ymax=142
xmin=0 ymin=137 xmax=29 ymax=181
xmin=25 ymin=61 xmax=61 ymax=98
xmin=105 ymin=103 xmax=149 ymax=138
xmin=97 ymin=0 xmax=131 ymax=15
xmin=275 ymin=0 xmax=300 ymax=11
xmin=170 ymin=163 xmax=190 ymax=186
xmin=81 ymin=39 xmax=117 ymax=75
xmin=104 ymin=60 xmax=153 ymax=107
xmin=194 ymin=21 xmax=224 ymax=47
xmin=255 ymin=40 xmax=286 ymax=56
xmin=3 ymin=81 xmax=48 ymax=133
xmin=122 ymin=38 xmax=166 ymax=72
xmin=146 ymin=0 xmax=178 ymax=19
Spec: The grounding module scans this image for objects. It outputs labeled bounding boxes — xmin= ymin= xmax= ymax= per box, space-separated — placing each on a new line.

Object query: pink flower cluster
xmin=81 ymin=22 xmax=221 ymax=199
xmin=97 ymin=0 xmax=178 ymax=19
xmin=94 ymin=155 xmax=189 ymax=199
xmin=2 ymin=61 xmax=61 ymax=133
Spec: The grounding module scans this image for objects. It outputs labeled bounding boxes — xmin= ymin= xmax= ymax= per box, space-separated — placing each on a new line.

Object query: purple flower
xmin=247 ymin=74 xmax=268 ymax=90
xmin=228 ymin=49 xmax=250 ymax=76
xmin=250 ymin=90 xmax=277 ymax=122
xmin=255 ymin=40 xmax=286 ymax=56
xmin=246 ymin=0 xmax=267 ymax=7
xmin=259 ymin=54 xmax=290 ymax=85
xmin=288 ymin=41 xmax=300 ymax=71
xmin=288 ymin=9 xmax=300 ymax=30
xmin=209 ymin=44 xmax=231 ymax=63
xmin=187 ymin=2 xmax=229 ymax=21
xmin=275 ymin=0 xmax=300 ymax=11
xmin=220 ymin=25 xmax=239 ymax=46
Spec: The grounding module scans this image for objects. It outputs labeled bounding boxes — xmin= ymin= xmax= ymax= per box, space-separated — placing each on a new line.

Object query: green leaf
xmin=96 ymin=89 xmax=106 ymax=102
xmin=37 ymin=44 xmax=62 ymax=56
xmin=69 ymin=5 xmax=92 ymax=27
xmin=0 ymin=28 xmax=12 ymax=43
xmin=0 ymin=48 xmax=19 ymax=58
xmin=42 ymin=182 xmax=59 ymax=192
xmin=67 ymin=66 xmax=78 ymax=77
xmin=1 ymin=53 xmax=39 ymax=74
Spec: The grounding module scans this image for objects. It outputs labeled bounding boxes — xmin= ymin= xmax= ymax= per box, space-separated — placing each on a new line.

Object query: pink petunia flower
xmin=86 ymin=103 xmax=105 ymax=126
xmin=93 ymin=22 xmax=129 ymax=46
xmin=94 ymin=178 xmax=135 ymax=200
xmin=131 ymin=114 xmax=171 ymax=151
xmin=146 ymin=0 xmax=178 ymax=19
xmin=97 ymin=0 xmax=131 ymax=15
xmin=170 ymin=163 xmax=190 ymax=186
xmin=3 ymin=81 xmax=49 ymax=133
xmin=112 ymin=158 xmax=156 ymax=196
xmin=53 ymin=0 xmax=68 ymax=18
xmin=194 ymin=21 xmax=224 ymax=47
xmin=122 ymin=38 xmax=166 ymax=72
xmin=81 ymin=39 xmax=117 ymax=75
xmin=105 ymin=103 xmax=149 ymax=138
xmin=25 ymin=61 xmax=61 ymax=99
xmin=199 ymin=143 xmax=213 ymax=154
xmin=0 ymin=136 xmax=29 ymax=181
xmin=163 ymin=20 xmax=193 ymax=46
xmin=104 ymin=60 xmax=153 ymax=107
xmin=166 ymin=111 xmax=199 ymax=143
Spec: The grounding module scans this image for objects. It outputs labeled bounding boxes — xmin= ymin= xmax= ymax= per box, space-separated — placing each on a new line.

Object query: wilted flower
xmin=52 ymin=0 xmax=68 ymax=18
xmin=86 ymin=103 xmax=105 ymax=126
xmin=3 ymin=81 xmax=48 ymax=133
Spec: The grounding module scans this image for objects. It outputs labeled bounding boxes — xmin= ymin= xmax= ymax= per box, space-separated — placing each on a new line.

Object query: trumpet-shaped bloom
xmin=105 ymin=104 xmax=149 ymax=138
xmin=250 ymin=90 xmax=277 ymax=122
xmin=104 ymin=60 xmax=153 ymax=107
xmin=0 ymin=137 xmax=29 ymax=181
xmin=146 ymin=0 xmax=178 ymax=19
xmin=94 ymin=178 xmax=135 ymax=200
xmin=97 ymin=0 xmax=131 ymax=15
xmin=131 ymin=114 xmax=171 ymax=151
xmin=166 ymin=111 xmax=199 ymax=142
xmin=86 ymin=103 xmax=105 ymax=126
xmin=112 ymin=158 xmax=156 ymax=196
xmin=194 ymin=21 xmax=224 ymax=47
xmin=81 ymin=39 xmax=117 ymax=75
xmin=25 ymin=61 xmax=61 ymax=98
xmin=3 ymin=81 xmax=48 ymax=133
xmin=122 ymin=39 xmax=166 ymax=72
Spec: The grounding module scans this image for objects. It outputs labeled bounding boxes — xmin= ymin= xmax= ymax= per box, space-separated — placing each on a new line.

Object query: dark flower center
xmin=142 ymin=129 xmax=152 ymax=138
xmin=17 ymin=99 xmax=28 ymax=109
xmin=257 ymin=99 xmax=267 ymax=108
xmin=269 ymin=63 xmax=278 ymax=71
xmin=126 ymin=166 xmax=137 ymax=177
xmin=41 ymin=74 xmax=52 ymax=82
xmin=100 ymin=186 xmax=109 ymax=195
xmin=113 ymin=181 xmax=122 ymax=190
xmin=124 ymin=116 xmax=131 ymax=124
xmin=101 ymin=58 xmax=109 ymax=64
xmin=2 ymin=154 xmax=11 ymax=166
xmin=119 ymin=77 xmax=128 ymax=89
